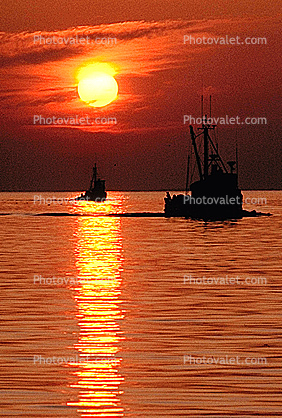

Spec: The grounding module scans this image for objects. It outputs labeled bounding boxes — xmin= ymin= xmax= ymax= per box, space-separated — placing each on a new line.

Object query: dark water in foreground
xmin=0 ymin=191 xmax=281 ymax=417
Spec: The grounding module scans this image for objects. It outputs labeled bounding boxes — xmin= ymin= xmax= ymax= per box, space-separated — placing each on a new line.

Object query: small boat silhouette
xmin=76 ymin=163 xmax=107 ymax=202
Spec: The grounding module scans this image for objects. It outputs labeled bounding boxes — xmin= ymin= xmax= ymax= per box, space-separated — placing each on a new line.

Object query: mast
xmin=90 ymin=163 xmax=97 ymax=190
xmin=190 ymin=125 xmax=203 ymax=181
xmin=209 ymin=95 xmax=212 ymax=119
xmin=185 ymin=132 xmax=192 ymax=194
xmin=236 ymin=137 xmax=239 ymax=187
xmin=93 ymin=163 xmax=97 ymax=183
xmin=203 ymin=122 xmax=209 ymax=180
xmin=203 ymin=95 xmax=212 ymax=181
xmin=190 ymin=95 xmax=229 ymax=183
xmin=201 ymin=95 xmax=204 ymax=121
xmin=185 ymin=155 xmax=190 ymax=194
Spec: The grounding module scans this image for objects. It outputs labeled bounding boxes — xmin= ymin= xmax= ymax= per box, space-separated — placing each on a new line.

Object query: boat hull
xmin=164 ymin=194 xmax=243 ymax=220
xmin=76 ymin=191 xmax=107 ymax=202
xmin=164 ymin=175 xmax=243 ymax=220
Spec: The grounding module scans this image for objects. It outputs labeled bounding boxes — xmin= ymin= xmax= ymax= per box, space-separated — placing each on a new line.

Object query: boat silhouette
xmin=164 ymin=99 xmax=270 ymax=220
xmin=76 ymin=163 xmax=107 ymax=202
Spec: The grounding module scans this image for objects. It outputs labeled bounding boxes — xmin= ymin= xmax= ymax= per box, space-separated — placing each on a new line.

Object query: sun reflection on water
xmin=67 ymin=209 xmax=124 ymax=417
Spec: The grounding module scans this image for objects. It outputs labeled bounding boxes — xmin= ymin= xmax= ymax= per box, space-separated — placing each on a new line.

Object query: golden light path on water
xmin=67 ymin=200 xmax=125 ymax=417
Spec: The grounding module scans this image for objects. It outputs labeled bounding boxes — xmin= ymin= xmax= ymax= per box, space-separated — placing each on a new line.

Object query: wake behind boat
xmin=76 ymin=163 xmax=107 ymax=202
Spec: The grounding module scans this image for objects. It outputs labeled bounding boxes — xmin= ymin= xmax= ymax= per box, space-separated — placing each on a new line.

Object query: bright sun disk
xmin=77 ymin=63 xmax=118 ymax=108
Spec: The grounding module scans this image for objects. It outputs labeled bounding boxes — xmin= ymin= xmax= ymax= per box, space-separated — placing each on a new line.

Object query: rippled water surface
xmin=0 ymin=191 xmax=281 ymax=417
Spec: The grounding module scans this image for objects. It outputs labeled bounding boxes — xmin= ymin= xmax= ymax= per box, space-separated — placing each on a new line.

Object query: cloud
xmin=0 ymin=20 xmax=212 ymax=67
xmin=0 ymin=16 xmax=277 ymax=68
xmin=1 ymin=16 xmax=276 ymax=68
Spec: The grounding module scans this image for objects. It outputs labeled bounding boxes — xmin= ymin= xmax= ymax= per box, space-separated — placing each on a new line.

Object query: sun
xmin=77 ymin=63 xmax=118 ymax=108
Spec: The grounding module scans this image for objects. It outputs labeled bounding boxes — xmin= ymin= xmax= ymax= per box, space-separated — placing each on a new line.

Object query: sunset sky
xmin=0 ymin=2 xmax=281 ymax=191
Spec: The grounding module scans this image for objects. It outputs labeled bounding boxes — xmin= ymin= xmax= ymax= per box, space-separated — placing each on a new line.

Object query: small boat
xmin=164 ymin=97 xmax=268 ymax=220
xmin=76 ymin=163 xmax=107 ymax=202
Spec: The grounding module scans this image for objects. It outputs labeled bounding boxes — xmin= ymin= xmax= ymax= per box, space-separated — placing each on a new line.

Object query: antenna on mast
xmin=209 ymin=95 xmax=212 ymax=119
xmin=236 ymin=129 xmax=239 ymax=186
xmin=201 ymin=68 xmax=204 ymax=124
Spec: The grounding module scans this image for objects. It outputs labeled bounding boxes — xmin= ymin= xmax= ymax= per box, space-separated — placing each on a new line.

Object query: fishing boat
xmin=76 ymin=163 xmax=107 ymax=201
xmin=164 ymin=98 xmax=269 ymax=220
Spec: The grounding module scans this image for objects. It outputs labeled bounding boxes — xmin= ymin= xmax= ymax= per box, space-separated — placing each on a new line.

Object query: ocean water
xmin=0 ymin=191 xmax=281 ymax=417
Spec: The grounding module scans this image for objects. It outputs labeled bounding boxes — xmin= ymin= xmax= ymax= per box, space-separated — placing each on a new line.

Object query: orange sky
xmin=0 ymin=13 xmax=281 ymax=190
xmin=1 ymin=0 xmax=280 ymax=32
